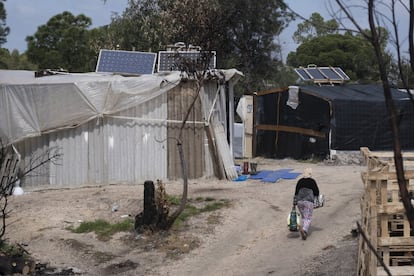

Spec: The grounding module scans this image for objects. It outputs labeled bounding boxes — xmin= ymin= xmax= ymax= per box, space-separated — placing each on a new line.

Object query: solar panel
xmin=294 ymin=68 xmax=311 ymax=80
xmin=96 ymin=49 xmax=157 ymax=75
xmin=320 ymin=68 xmax=342 ymax=80
xmin=306 ymin=68 xmax=325 ymax=79
xmin=157 ymin=51 xmax=216 ymax=72
xmin=333 ymin=67 xmax=350 ymax=80
xmin=294 ymin=66 xmax=350 ymax=83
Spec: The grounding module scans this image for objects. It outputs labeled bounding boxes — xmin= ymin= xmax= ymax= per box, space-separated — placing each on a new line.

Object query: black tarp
xmin=256 ymin=84 xmax=414 ymax=159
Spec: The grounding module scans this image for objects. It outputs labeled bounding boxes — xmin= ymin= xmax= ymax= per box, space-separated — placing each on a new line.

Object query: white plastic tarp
xmin=0 ymin=70 xmax=182 ymax=144
xmin=0 ymin=69 xmax=243 ymax=144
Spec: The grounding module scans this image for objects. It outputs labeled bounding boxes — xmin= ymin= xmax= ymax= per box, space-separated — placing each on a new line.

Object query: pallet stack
xmin=359 ymin=147 xmax=414 ymax=276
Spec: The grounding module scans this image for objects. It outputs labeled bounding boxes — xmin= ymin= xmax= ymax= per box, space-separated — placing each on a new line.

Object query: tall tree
xmin=292 ymin=12 xmax=339 ymax=44
xmin=107 ymin=0 xmax=294 ymax=92
xmin=100 ymin=1 xmax=165 ymax=52
xmin=26 ymin=12 xmax=96 ymax=72
xmin=333 ymin=2 xmax=414 ymax=271
xmin=286 ymin=32 xmax=391 ymax=82
xmin=218 ymin=0 xmax=293 ymax=92
xmin=0 ymin=0 xmax=9 ymax=46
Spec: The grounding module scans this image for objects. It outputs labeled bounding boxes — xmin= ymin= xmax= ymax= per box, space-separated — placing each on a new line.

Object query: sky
xmin=2 ymin=0 xmax=410 ymax=60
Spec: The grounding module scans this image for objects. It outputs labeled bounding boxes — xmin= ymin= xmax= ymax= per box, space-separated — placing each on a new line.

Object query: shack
xmin=255 ymin=84 xmax=414 ymax=159
xmin=0 ymin=69 xmax=242 ymax=188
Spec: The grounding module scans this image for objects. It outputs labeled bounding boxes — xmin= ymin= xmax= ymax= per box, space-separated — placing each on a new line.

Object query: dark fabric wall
xmin=255 ymin=84 xmax=414 ymax=159
xmin=256 ymin=91 xmax=330 ymax=159
xmin=332 ymin=99 xmax=414 ymax=150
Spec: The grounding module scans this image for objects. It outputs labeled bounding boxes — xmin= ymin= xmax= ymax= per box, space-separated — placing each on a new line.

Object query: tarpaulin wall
xmin=255 ymin=84 xmax=414 ymax=160
xmin=255 ymin=90 xmax=330 ymax=159
xmin=332 ymin=99 xmax=414 ymax=150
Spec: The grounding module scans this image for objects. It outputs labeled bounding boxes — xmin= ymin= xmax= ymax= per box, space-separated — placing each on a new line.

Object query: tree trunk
xmin=135 ymin=180 xmax=170 ymax=232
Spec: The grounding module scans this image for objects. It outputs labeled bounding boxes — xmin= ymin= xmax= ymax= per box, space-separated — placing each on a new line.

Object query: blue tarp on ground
xmin=248 ymin=169 xmax=301 ymax=183
xmin=248 ymin=170 xmax=274 ymax=179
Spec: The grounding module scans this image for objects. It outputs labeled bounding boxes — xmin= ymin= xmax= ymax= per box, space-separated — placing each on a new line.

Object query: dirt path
xmin=155 ymin=161 xmax=363 ymax=276
xmin=6 ymin=159 xmax=364 ymax=275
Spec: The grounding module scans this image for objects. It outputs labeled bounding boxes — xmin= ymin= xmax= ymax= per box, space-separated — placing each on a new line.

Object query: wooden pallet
xmin=358 ymin=147 xmax=414 ymax=276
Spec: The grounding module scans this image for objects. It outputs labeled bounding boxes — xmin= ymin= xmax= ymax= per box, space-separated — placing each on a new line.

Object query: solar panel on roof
xmin=96 ymin=49 xmax=157 ymax=75
xmin=157 ymin=51 xmax=216 ymax=72
xmin=306 ymin=68 xmax=325 ymax=79
xmin=294 ymin=66 xmax=350 ymax=83
xmin=294 ymin=68 xmax=311 ymax=80
xmin=333 ymin=67 xmax=350 ymax=80
xmin=319 ymin=68 xmax=342 ymax=80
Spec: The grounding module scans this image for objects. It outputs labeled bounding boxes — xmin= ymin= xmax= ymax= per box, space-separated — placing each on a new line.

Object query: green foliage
xmin=104 ymin=0 xmax=294 ymax=93
xmin=0 ymin=241 xmax=29 ymax=257
xmin=0 ymin=0 xmax=9 ymax=46
xmin=70 ymin=219 xmax=134 ymax=240
xmin=293 ymin=13 xmax=339 ymax=44
xmin=99 ymin=1 xmax=166 ymax=53
xmin=26 ymin=11 xmax=96 ymax=72
xmin=286 ymin=33 xmax=388 ymax=82
xmin=0 ymin=48 xmax=37 ymax=70
xmin=217 ymin=0 xmax=294 ymax=92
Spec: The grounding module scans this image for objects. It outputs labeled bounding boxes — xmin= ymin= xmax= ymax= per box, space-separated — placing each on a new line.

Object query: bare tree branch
xmin=356 ymin=221 xmax=391 ymax=276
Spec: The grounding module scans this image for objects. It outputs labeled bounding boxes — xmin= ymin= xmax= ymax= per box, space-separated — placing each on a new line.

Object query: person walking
xmin=293 ymin=168 xmax=319 ymax=240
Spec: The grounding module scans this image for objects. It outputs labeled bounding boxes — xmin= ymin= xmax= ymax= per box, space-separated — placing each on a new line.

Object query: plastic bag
xmin=314 ymin=194 xmax=325 ymax=208
xmin=287 ymin=206 xmax=301 ymax=231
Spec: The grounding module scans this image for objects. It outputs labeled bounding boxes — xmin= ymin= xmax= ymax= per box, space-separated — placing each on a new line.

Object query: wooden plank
xmin=369 ymin=179 xmax=378 ymax=274
xmin=378 ymin=203 xmax=405 ymax=214
xmin=360 ymin=147 xmax=414 ymax=159
xmin=380 ymin=214 xmax=388 ymax=237
xmin=256 ymin=87 xmax=286 ymax=96
xmin=378 ymin=237 xmax=414 ymax=247
xmin=365 ymin=171 xmax=414 ymax=180
xmin=212 ymin=118 xmax=238 ymax=180
xmin=255 ymin=124 xmax=326 ymax=138
xmin=377 ymin=266 xmax=414 ymax=276
xmin=403 ymin=216 xmax=410 ymax=237
xmin=369 ymin=152 xmax=414 ymax=158
xmin=204 ymin=125 xmax=224 ymax=180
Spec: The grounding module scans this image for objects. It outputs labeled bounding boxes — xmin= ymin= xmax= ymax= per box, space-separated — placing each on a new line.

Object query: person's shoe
xmin=300 ymin=228 xmax=307 ymax=240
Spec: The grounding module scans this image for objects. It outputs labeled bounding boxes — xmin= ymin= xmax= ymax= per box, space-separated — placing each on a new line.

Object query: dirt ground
xmin=6 ymin=158 xmax=364 ymax=276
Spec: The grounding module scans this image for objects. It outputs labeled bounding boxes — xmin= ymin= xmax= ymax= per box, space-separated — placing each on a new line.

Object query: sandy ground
xmin=5 ymin=158 xmax=363 ymax=276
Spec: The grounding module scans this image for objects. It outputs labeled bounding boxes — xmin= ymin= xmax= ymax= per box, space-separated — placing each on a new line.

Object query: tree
xmin=0 ymin=142 xmax=61 ymax=275
xmin=292 ymin=12 xmax=339 ymax=44
xmin=97 ymin=1 xmax=166 ymax=52
xmin=0 ymin=49 xmax=37 ymax=70
xmin=26 ymin=12 xmax=96 ymax=72
xmin=333 ymin=1 xmax=414 ymax=274
xmin=286 ymin=32 xmax=391 ymax=82
xmin=217 ymin=0 xmax=293 ymax=92
xmin=135 ymin=53 xmax=215 ymax=232
xmin=0 ymin=0 xmax=9 ymax=47
xmin=106 ymin=0 xmax=294 ymax=92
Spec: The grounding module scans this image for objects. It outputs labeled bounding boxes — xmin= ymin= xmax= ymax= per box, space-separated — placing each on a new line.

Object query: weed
xmin=0 ymin=241 xmax=29 ymax=257
xmin=70 ymin=219 xmax=134 ymax=241
xmin=172 ymin=198 xmax=231 ymax=229
xmin=167 ymin=195 xmax=181 ymax=206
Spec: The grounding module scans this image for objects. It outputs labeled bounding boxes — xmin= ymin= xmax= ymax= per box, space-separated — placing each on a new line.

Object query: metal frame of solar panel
xmin=96 ymin=49 xmax=157 ymax=75
xmin=157 ymin=51 xmax=216 ymax=72
xmin=294 ymin=66 xmax=350 ymax=84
